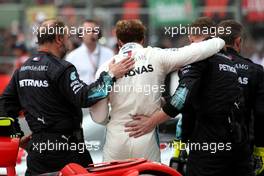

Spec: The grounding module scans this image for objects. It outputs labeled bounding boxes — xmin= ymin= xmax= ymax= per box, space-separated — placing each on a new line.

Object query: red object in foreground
xmin=0 ymin=74 xmax=11 ymax=95
xmin=16 ymin=148 xmax=26 ymax=164
xmin=0 ymin=137 xmax=20 ymax=176
xmin=60 ymin=158 xmax=182 ymax=176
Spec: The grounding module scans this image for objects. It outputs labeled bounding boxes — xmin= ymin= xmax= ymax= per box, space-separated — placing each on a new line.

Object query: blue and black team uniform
xmin=0 ymin=51 xmax=115 ymax=175
xmin=226 ymin=47 xmax=264 ymax=176
xmin=163 ymin=50 xmax=254 ymax=176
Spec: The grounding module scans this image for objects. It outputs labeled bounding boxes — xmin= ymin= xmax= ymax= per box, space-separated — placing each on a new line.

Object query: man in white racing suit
xmin=90 ymin=19 xmax=225 ymax=162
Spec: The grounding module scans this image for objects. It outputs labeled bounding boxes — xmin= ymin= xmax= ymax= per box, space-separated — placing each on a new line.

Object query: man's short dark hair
xmin=116 ymin=19 xmax=146 ymax=44
xmin=190 ymin=17 xmax=215 ymax=36
xmin=217 ymin=20 xmax=243 ymax=45
xmin=37 ymin=19 xmax=66 ymax=45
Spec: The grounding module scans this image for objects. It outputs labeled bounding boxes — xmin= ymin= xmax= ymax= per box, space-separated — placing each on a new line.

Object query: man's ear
xmin=55 ymin=35 xmax=64 ymax=45
xmin=140 ymin=38 xmax=144 ymax=45
xmin=234 ymin=37 xmax=242 ymax=53
xmin=117 ymin=39 xmax=123 ymax=48
xmin=188 ymin=35 xmax=193 ymax=43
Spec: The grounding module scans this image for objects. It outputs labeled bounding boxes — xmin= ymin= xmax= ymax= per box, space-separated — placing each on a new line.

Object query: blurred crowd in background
xmin=0 ymin=0 xmax=264 ymax=92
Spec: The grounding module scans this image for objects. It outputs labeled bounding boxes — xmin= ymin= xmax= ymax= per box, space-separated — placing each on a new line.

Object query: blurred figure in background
xmin=251 ymin=45 xmax=264 ymax=67
xmin=12 ymin=43 xmax=30 ymax=69
xmin=66 ymin=19 xmax=114 ymax=84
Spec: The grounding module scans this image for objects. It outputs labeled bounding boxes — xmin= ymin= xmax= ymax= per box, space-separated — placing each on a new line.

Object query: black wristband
xmin=162 ymin=103 xmax=180 ymax=118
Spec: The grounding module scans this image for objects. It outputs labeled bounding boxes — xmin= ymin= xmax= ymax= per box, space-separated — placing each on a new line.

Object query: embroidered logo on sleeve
xmin=70 ymin=71 xmax=77 ymax=81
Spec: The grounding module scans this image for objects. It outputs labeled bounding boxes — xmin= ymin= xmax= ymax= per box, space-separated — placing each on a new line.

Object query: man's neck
xmin=85 ymin=42 xmax=97 ymax=53
xmin=225 ymin=45 xmax=239 ymax=53
xmin=38 ymin=45 xmax=61 ymax=58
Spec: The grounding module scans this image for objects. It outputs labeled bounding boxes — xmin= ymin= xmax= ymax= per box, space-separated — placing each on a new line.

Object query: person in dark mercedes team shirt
xmin=0 ymin=19 xmax=134 ymax=175
xmin=218 ymin=20 xmax=264 ymax=176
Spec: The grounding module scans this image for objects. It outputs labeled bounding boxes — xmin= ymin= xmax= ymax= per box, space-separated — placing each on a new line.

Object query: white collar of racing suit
xmin=119 ymin=42 xmax=143 ymax=56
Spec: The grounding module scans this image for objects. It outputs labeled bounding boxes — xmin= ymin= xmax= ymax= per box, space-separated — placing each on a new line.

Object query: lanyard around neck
xmin=87 ymin=45 xmax=101 ymax=76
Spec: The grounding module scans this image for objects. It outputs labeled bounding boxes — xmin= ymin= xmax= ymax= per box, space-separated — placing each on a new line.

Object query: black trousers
xmin=186 ymin=142 xmax=254 ymax=176
xmin=258 ymin=172 xmax=264 ymax=176
xmin=25 ymin=133 xmax=93 ymax=175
